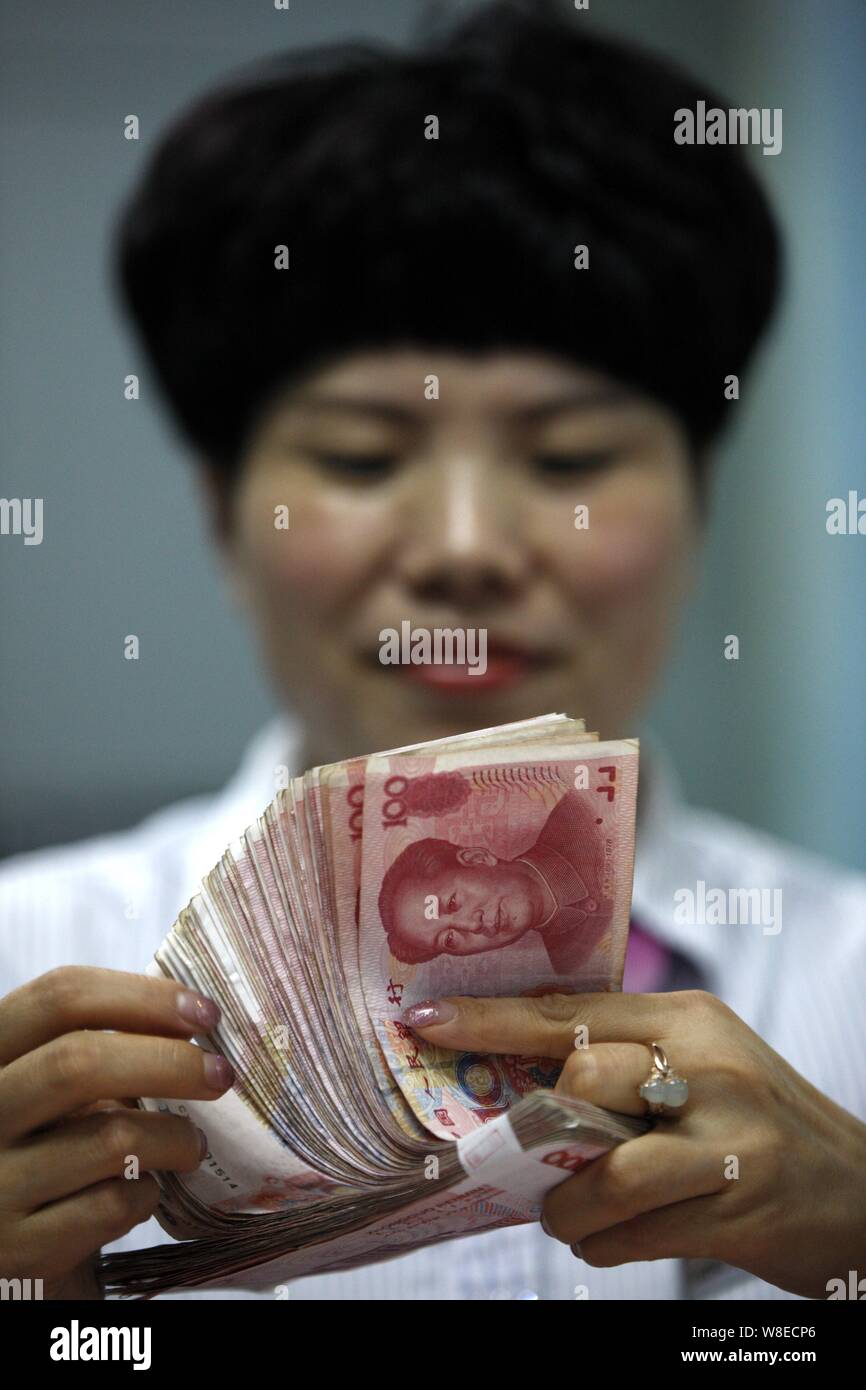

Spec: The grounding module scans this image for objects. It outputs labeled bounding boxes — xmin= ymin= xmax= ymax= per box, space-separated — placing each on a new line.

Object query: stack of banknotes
xmin=101 ymin=714 xmax=646 ymax=1297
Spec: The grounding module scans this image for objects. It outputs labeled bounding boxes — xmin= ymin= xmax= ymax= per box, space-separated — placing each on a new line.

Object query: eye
xmin=311 ymin=451 xmax=398 ymax=481
xmin=531 ymin=452 xmax=613 ymax=479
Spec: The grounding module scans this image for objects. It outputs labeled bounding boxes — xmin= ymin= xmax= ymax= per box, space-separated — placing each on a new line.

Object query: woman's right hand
xmin=0 ymin=965 xmax=235 ymax=1299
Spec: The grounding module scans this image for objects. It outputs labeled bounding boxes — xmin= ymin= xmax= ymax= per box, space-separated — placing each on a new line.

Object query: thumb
xmin=401 ymin=993 xmax=583 ymax=1059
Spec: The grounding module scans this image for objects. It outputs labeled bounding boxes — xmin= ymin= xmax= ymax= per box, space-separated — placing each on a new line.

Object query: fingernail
xmin=401 ymin=999 xmax=458 ymax=1029
xmin=540 ymin=1212 xmax=552 ymax=1237
xmin=203 ymin=1052 xmax=235 ymax=1092
xmin=177 ymin=990 xmax=221 ymax=1030
xmin=196 ymin=1127 xmax=209 ymax=1159
xmin=571 ymin=1242 xmax=583 ymax=1260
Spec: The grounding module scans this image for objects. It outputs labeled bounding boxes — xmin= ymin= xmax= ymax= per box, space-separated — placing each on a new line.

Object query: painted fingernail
xmin=177 ymin=990 xmax=221 ymax=1030
xmin=196 ymin=1128 xmax=209 ymax=1159
xmin=401 ymin=999 xmax=458 ymax=1028
xmin=203 ymin=1052 xmax=235 ymax=1092
xmin=571 ymin=1242 xmax=583 ymax=1260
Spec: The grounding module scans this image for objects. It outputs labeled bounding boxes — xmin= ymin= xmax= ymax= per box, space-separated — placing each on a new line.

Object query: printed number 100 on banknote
xmin=358 ymin=739 xmax=639 ymax=1140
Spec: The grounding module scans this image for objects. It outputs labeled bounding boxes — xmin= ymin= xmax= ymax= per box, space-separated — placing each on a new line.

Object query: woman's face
xmin=222 ymin=347 xmax=700 ymax=762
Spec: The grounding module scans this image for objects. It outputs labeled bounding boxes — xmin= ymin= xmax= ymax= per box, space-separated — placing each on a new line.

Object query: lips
xmin=397 ymin=639 xmax=553 ymax=695
xmin=404 ymin=658 xmax=521 ymax=692
xmin=479 ymin=901 xmax=505 ymax=936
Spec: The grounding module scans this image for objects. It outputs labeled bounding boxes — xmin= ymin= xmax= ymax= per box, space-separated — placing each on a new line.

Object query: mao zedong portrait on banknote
xmin=380 ymin=788 xmax=612 ymax=973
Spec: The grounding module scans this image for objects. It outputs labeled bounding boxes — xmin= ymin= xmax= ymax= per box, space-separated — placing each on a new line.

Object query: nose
xmin=395 ymin=450 xmax=529 ymax=609
xmin=468 ymin=902 xmax=496 ymax=935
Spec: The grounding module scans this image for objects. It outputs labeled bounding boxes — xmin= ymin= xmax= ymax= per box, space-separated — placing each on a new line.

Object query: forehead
xmin=278 ymin=347 xmax=637 ymax=419
xmin=392 ymin=863 xmax=459 ymax=912
xmin=395 ymin=863 xmax=453 ymax=900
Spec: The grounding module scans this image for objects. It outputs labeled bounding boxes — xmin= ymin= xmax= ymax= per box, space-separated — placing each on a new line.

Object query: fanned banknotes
xmin=101 ymin=715 xmax=647 ymax=1297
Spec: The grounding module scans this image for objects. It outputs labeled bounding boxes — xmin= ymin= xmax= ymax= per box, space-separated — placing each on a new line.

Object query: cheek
xmin=234 ymin=481 xmax=382 ymax=612
xmin=577 ymin=515 xmax=678 ymax=595
xmin=544 ymin=493 xmax=690 ymax=606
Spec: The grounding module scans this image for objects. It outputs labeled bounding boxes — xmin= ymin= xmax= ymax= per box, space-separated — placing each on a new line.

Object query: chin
xmin=501 ymin=918 xmax=529 ymax=941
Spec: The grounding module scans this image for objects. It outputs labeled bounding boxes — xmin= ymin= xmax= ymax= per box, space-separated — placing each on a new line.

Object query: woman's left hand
xmin=408 ymin=989 xmax=866 ymax=1298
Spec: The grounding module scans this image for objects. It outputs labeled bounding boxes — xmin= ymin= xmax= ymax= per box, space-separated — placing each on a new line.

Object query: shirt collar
xmin=181 ymin=718 xmax=721 ymax=990
xmin=180 ymin=715 xmax=300 ymax=905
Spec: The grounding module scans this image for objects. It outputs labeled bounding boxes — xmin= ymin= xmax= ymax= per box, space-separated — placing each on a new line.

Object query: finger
xmin=576 ymin=1193 xmax=726 ymax=1268
xmin=62 ymin=1098 xmax=140 ymax=1120
xmin=556 ymin=1041 xmax=661 ymax=1116
xmin=0 ymin=1031 xmax=234 ymax=1142
xmin=404 ymin=991 xmax=674 ymax=1058
xmin=0 ymin=965 xmax=221 ymax=1065
xmin=541 ymin=1130 xmax=723 ymax=1245
xmin=8 ymin=1108 xmax=207 ymax=1210
xmin=23 ymin=1174 xmax=163 ymax=1280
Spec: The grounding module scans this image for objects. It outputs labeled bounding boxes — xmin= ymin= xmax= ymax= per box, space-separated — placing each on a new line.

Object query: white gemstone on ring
xmin=639 ymin=1041 xmax=688 ymax=1111
xmin=639 ymin=1074 xmax=689 ymax=1107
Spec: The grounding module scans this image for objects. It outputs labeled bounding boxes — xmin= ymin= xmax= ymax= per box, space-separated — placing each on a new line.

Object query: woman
xmin=0 ymin=0 xmax=863 ymax=1301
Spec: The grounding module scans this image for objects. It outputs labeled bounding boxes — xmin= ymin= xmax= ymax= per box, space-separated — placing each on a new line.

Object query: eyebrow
xmin=285 ymin=385 xmax=630 ymax=424
xmin=510 ymin=386 xmax=631 ymax=421
xmin=288 ymin=395 xmax=418 ymax=425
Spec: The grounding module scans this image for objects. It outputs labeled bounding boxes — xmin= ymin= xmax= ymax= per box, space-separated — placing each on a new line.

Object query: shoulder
xmin=0 ymin=718 xmax=293 ymax=998
xmin=0 ymin=793 xmax=213 ymax=993
xmin=674 ymin=803 xmax=866 ymax=958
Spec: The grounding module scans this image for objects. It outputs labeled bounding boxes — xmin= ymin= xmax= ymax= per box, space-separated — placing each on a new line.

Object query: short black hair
xmin=114 ymin=0 xmax=782 ymax=482
xmin=378 ymin=837 xmax=460 ymax=964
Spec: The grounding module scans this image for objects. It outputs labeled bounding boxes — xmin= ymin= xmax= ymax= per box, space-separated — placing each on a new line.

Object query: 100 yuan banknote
xmin=359 ymin=737 xmax=639 ymax=1140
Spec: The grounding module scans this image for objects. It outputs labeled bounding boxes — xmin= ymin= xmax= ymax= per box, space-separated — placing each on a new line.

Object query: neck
xmin=293 ymin=719 xmax=356 ymax=773
xmin=296 ymin=738 xmax=336 ymax=774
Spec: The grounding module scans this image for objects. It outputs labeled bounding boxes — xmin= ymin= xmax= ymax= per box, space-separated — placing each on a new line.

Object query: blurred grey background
xmin=1 ymin=0 xmax=864 ymax=869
